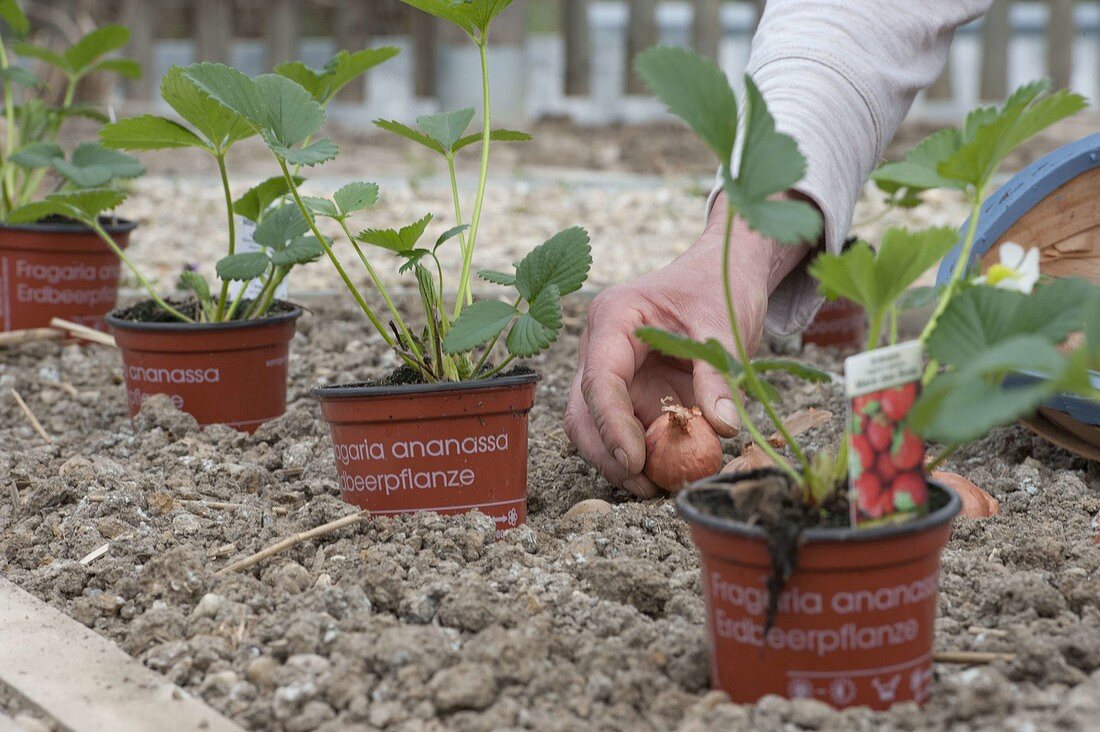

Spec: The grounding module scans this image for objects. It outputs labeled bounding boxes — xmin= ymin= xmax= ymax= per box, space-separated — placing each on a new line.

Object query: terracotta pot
xmin=314 ymin=373 xmax=538 ymax=539
xmin=678 ymin=470 xmax=960 ymax=710
xmin=803 ymin=298 xmax=867 ymax=349
xmin=0 ymin=218 xmax=135 ymax=333
xmin=107 ymin=303 xmax=301 ymax=432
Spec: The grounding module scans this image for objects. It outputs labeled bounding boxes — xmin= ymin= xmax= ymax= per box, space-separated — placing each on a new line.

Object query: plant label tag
xmin=844 ymin=341 xmax=928 ymax=527
xmin=228 ymin=216 xmax=288 ymax=302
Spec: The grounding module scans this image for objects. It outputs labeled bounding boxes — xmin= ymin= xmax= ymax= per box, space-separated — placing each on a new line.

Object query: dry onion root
xmin=643 ymin=397 xmax=723 ymax=493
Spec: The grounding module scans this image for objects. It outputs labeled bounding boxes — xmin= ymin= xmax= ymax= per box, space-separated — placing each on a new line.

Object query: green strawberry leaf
xmin=271 ymin=235 xmax=325 ymax=266
xmin=302 ymin=196 xmax=340 ymax=218
xmin=9 ymin=142 xmax=62 ymax=168
xmin=356 ymin=213 xmax=433 ymax=253
xmin=751 ymin=358 xmax=833 ymax=384
xmin=0 ymin=0 xmax=28 ymax=36
xmin=417 ymin=108 xmax=475 ymax=151
xmin=514 ymin=226 xmax=592 ymax=301
xmin=88 ymin=57 xmax=141 ymax=79
xmin=0 ymin=67 xmax=37 ymax=87
xmin=100 ymin=114 xmax=208 ymax=151
xmin=453 ymin=128 xmax=532 ymax=153
xmin=635 ymin=327 xmax=741 ymax=377
xmin=373 ymin=119 xmax=444 ymax=153
xmin=434 ymin=224 xmax=468 ymax=249
xmin=51 ymin=143 xmax=144 ymax=187
xmin=13 ymin=42 xmax=66 ymax=72
xmin=927 ymin=277 xmax=1092 ymax=368
xmin=443 ymin=298 xmax=518 ymax=353
xmin=333 ymin=181 xmax=379 ymax=215
xmin=725 ymin=76 xmax=820 ymax=245
xmin=233 ymin=175 xmax=302 ymax=223
xmin=634 ymin=45 xmax=737 ymax=163
xmin=400 ymin=0 xmax=515 ymax=38
xmin=216 ymin=251 xmax=270 ymax=281
xmin=253 ymin=203 xmax=310 ymax=248
xmin=64 ymin=25 xmax=131 ymax=74
xmin=507 ymin=284 xmax=562 ymax=357
xmin=161 ymin=66 xmax=254 ymax=150
xmin=478 ymin=269 xmax=516 ymax=286
xmin=8 ymin=189 xmax=128 ymax=224
xmin=809 ymin=226 xmax=958 ymax=324
xmin=264 ymin=134 xmax=338 ymax=167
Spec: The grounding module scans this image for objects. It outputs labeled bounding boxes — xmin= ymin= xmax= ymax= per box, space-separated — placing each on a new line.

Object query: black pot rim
xmin=677 ymin=468 xmax=961 ymax=544
xmin=1 ymin=216 xmax=138 ymax=235
xmin=106 ymin=300 xmax=302 ymax=333
xmin=312 ymin=371 xmax=540 ymax=400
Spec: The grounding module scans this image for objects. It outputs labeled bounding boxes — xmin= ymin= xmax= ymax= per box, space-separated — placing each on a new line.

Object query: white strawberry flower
xmin=975 ymin=241 xmax=1041 ymax=294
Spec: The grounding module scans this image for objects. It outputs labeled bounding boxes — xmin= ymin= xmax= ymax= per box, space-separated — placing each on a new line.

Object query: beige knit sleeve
xmin=712 ymin=0 xmax=992 ymax=335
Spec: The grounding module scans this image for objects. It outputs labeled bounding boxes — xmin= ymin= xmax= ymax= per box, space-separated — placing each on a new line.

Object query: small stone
xmin=171 ymin=513 xmax=202 ymax=536
xmin=563 ymin=498 xmax=613 ymax=519
xmin=190 ymin=592 xmax=224 ymax=620
xmin=274 ymin=562 xmax=311 ymax=594
xmin=429 ymin=662 xmax=497 ymax=712
xmin=787 ymin=697 xmax=832 ymax=729
xmin=246 ymin=656 xmax=280 ymax=688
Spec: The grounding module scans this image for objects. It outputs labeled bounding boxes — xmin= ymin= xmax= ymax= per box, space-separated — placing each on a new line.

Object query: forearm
xmin=715 ymin=0 xmax=992 ymax=334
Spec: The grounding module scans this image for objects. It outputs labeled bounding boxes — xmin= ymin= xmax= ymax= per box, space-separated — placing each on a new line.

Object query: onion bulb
xmin=721 ymin=443 xmax=781 ymax=474
xmin=644 ymin=398 xmax=723 ymax=493
xmin=931 ymin=471 xmax=1000 ymax=518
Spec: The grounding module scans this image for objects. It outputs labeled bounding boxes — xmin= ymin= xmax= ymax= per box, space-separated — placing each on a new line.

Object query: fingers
xmin=579 ymin=305 xmax=650 ymax=476
xmin=566 ymin=335 xmax=660 ymax=499
xmin=693 ymin=362 xmax=741 ymax=437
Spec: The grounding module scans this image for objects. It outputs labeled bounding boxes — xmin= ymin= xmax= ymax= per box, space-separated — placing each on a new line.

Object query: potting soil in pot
xmin=2 ymin=298 xmax=1099 ymax=730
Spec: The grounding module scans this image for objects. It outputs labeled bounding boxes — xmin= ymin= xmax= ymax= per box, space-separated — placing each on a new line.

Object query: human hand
xmin=564 ymin=194 xmax=810 ymax=497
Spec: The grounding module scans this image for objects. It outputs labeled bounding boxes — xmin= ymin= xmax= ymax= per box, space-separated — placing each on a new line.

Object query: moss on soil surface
xmin=2 ymin=297 xmax=1100 ymax=731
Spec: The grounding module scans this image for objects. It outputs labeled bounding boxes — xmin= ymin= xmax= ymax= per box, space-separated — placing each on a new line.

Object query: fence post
xmin=411 ymin=10 xmax=438 ymax=98
xmin=334 ymin=3 xmax=368 ymax=101
xmin=267 ymin=0 xmax=299 ymax=69
xmin=980 ymin=0 xmax=1010 ymax=101
xmin=692 ymin=0 xmax=721 ymax=60
xmin=122 ymin=0 xmax=155 ymax=101
xmin=195 ymin=0 xmax=231 ymax=64
xmin=563 ymin=0 xmax=589 ymax=96
xmin=1047 ymin=0 xmax=1073 ymax=90
xmin=625 ymin=0 xmax=658 ymax=94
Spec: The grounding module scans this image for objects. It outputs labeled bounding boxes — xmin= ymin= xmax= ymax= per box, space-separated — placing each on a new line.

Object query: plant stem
xmin=452 ymin=40 xmax=492 ymax=319
xmin=719 ymin=205 xmax=811 ymax=478
xmin=865 ymin=313 xmax=884 ymax=352
xmin=223 ymin=276 xmax=250 ymax=322
xmin=722 ymin=373 xmax=799 ymax=480
xmin=0 ymin=35 xmax=17 ymax=211
xmin=278 ymin=160 xmax=392 ymax=344
xmin=213 ymin=151 xmax=236 ymax=322
xmin=243 ymin=269 xmax=277 ymax=320
xmin=335 ymin=218 xmax=420 ymax=354
xmin=889 ymin=307 xmax=899 ymax=346
xmin=445 ymin=153 xmax=469 ymax=260
xmin=89 ymin=219 xmax=193 ymax=323
xmin=18 ymin=78 xmax=78 ymax=205
xmin=919 ymin=188 xmax=984 ymax=344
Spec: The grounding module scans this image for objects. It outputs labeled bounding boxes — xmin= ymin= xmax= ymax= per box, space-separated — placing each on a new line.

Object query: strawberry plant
xmin=6 ymin=48 xmax=398 ymax=324
xmin=631 ymin=45 xmax=1100 ymax=520
xmin=176 ymin=0 xmax=592 ymax=382
xmin=0 ymin=0 xmax=143 ymax=216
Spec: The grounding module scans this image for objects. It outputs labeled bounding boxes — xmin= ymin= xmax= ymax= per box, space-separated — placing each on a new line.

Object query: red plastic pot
xmin=314 ymin=373 xmax=538 ymax=538
xmin=0 ymin=218 xmax=135 ymax=333
xmin=107 ymin=304 xmax=301 ymax=432
xmin=803 ymin=298 xmax=867 ymax=349
xmin=678 ymin=470 xmax=960 ymax=710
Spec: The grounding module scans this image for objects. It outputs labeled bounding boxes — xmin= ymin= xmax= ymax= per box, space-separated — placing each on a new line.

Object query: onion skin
xmin=932 ymin=471 xmax=1000 ymax=518
xmin=644 ymin=401 xmax=723 ymax=493
xmin=721 ymin=443 xmax=781 ymax=474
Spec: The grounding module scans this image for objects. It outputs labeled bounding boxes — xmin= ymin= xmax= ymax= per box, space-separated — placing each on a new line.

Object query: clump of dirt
xmin=2 ymin=296 xmax=1099 ymax=731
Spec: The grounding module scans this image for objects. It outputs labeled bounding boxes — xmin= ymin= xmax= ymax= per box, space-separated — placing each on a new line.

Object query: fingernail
xmin=614 ymin=447 xmax=630 ymax=470
xmin=715 ymin=398 xmax=740 ymax=432
xmin=622 ymin=478 xmax=642 ymax=497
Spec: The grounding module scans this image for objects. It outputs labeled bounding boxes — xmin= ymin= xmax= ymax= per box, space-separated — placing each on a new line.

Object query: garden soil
xmin=2 ymin=297 xmax=1099 ymax=731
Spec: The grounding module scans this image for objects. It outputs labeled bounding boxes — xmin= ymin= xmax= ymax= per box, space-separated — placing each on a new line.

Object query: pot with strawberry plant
xmin=0 ymin=0 xmax=145 ymax=333
xmin=6 ymin=48 xmax=397 ymax=430
xmin=179 ymin=0 xmax=591 ymax=535
xmin=632 ymin=46 xmax=1100 ymax=710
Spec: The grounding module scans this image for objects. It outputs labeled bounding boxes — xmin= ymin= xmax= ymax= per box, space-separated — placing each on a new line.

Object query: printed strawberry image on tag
xmin=844 ymin=341 xmax=928 ymax=526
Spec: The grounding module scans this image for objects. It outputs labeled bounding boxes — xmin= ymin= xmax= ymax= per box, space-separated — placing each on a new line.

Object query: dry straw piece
xmin=10 ymin=389 xmax=51 ymax=443
xmin=48 ymin=318 xmax=117 ymax=347
xmin=216 ymin=511 xmax=369 ymax=575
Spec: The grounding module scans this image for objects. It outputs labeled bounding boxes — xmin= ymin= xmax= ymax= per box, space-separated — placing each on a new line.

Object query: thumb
xmin=693 ymin=363 xmax=740 ymax=437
